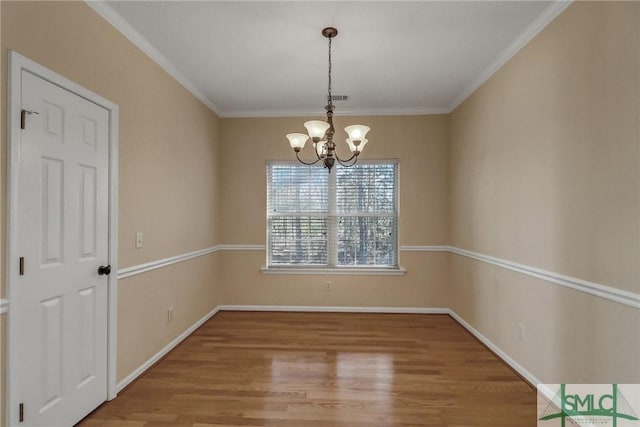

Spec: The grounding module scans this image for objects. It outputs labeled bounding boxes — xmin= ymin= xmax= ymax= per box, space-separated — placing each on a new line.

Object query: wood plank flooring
xmin=77 ymin=312 xmax=536 ymax=427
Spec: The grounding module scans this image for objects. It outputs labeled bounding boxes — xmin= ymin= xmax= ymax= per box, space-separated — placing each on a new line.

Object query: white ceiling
xmin=95 ymin=1 xmax=568 ymax=117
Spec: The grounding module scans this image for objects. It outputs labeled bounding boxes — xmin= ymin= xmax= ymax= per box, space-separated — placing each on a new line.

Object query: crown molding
xmin=221 ymin=106 xmax=450 ymax=119
xmin=447 ymin=0 xmax=573 ymax=112
xmin=84 ymin=0 xmax=221 ymax=115
xmin=85 ymin=0 xmax=570 ymax=119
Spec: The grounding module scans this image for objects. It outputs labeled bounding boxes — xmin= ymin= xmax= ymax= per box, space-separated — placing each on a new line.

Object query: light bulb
xmin=345 ymin=125 xmax=370 ymax=142
xmin=346 ymin=138 xmax=368 ymax=153
xmin=304 ymin=121 xmax=330 ymax=139
xmin=286 ymin=133 xmax=309 ymax=151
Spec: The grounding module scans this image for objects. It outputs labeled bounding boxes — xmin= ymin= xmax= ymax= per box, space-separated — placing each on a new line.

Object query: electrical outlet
xmin=135 ymin=232 xmax=144 ymax=249
xmin=168 ymin=307 xmax=174 ymax=323
xmin=518 ymin=323 xmax=526 ymax=342
xmin=326 ymin=281 xmax=332 ymax=292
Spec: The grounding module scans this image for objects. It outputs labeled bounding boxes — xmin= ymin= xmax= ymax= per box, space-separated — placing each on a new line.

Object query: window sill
xmin=260 ymin=267 xmax=406 ymax=276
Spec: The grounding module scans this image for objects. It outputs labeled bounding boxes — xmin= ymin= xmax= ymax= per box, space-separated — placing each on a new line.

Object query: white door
xmin=14 ymin=70 xmax=110 ymax=426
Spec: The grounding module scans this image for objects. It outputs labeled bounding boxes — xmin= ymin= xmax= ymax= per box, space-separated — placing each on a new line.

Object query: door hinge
xmin=19 ymin=403 xmax=24 ymax=422
xmin=20 ymin=109 xmax=39 ymax=130
xmin=19 ymin=257 xmax=25 ymax=275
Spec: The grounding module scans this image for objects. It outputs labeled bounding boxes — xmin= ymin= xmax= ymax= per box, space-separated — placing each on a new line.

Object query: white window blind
xmin=267 ymin=161 xmax=398 ymax=269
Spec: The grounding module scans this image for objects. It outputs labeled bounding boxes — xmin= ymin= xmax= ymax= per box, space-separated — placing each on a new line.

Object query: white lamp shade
xmin=304 ymin=121 xmax=330 ymax=139
xmin=315 ymin=140 xmax=328 ymax=158
xmin=344 ymin=125 xmax=370 ymax=142
xmin=346 ymin=138 xmax=368 ymax=153
xmin=286 ymin=133 xmax=309 ymax=150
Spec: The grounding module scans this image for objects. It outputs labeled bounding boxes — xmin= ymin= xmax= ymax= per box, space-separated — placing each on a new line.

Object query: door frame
xmin=6 ymin=50 xmax=119 ymax=425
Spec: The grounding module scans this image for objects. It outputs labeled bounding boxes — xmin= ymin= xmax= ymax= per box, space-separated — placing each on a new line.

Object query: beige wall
xmin=220 ymin=115 xmax=450 ymax=246
xmin=117 ymin=254 xmax=221 ymax=380
xmin=0 ymin=2 xmax=222 ymax=421
xmin=219 ymin=115 xmax=450 ymax=307
xmin=0 ymin=1 xmax=639 ymax=424
xmin=449 ymin=1 xmax=640 ymax=382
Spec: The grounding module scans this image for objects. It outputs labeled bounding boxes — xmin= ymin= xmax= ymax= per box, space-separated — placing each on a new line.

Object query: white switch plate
xmin=135 ymin=232 xmax=143 ymax=249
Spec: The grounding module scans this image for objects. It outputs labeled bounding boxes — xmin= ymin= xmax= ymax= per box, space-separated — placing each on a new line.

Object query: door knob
xmin=98 ymin=265 xmax=111 ymax=276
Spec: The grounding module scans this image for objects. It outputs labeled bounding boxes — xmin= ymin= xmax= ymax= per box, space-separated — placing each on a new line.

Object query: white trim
xmin=219 ymin=305 xmax=448 ymax=314
xmin=115 ymin=305 xmax=445 ymax=391
xmin=226 ymin=306 xmax=541 ymax=387
xmin=400 ymin=245 xmax=450 ymax=252
xmin=118 ymin=246 xmax=220 ymax=279
xmin=223 ymin=106 xmax=450 ymax=119
xmin=115 ymin=304 xmax=540 ymax=392
xmin=117 ymin=243 xmax=410 ymax=278
xmin=537 ymin=383 xmax=557 ymax=404
xmin=84 ymin=0 xmax=221 ymax=115
xmin=116 ymin=243 xmax=639 ymax=309
xmin=260 ymin=267 xmax=406 ymax=276
xmin=117 ymin=244 xmax=265 ymax=279
xmin=85 ymin=0 xmax=570 ymax=118
xmin=449 ymin=246 xmax=640 ymax=309
xmin=216 ymin=244 xmax=265 ymax=251
xmin=107 ymin=95 xmax=120 ymax=401
xmin=0 ymin=299 xmax=9 ymax=314
xmin=447 ymin=1 xmax=572 ymax=112
xmin=6 ymin=51 xmax=120 ymax=423
xmin=116 ymin=306 xmax=221 ymax=393
xmin=447 ymin=309 xmax=541 ymax=386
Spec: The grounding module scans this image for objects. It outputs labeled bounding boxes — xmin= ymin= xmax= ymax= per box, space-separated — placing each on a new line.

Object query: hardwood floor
xmin=77 ymin=312 xmax=536 ymax=427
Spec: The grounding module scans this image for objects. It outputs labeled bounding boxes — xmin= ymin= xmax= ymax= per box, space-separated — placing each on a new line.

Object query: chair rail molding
xmin=117 ymin=244 xmax=265 ymax=279
xmin=116 ymin=243 xmax=639 ymax=309
xmin=0 ymin=298 xmax=9 ymax=314
xmin=448 ymin=246 xmax=640 ymax=309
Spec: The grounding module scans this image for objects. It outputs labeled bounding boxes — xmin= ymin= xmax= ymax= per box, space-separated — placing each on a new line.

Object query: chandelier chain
xmin=327 ymin=35 xmax=332 ymax=108
xmin=286 ymin=27 xmax=368 ymax=172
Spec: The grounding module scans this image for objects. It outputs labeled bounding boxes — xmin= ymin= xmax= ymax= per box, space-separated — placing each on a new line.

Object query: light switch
xmin=135 ymin=232 xmax=143 ymax=249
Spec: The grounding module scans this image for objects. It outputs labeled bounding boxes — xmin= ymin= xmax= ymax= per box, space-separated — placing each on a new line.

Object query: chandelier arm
xmin=313 ymin=142 xmax=325 ymax=161
xmin=334 ymin=152 xmax=359 ymax=167
xmin=295 ymin=151 xmax=323 ymax=166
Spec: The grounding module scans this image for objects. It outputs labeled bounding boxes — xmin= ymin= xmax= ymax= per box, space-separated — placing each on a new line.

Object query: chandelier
xmin=286 ymin=27 xmax=370 ymax=172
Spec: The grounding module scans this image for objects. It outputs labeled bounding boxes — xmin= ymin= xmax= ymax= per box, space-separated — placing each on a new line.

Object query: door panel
xmin=79 ymin=165 xmax=97 ymax=259
xmin=16 ymin=70 xmax=110 ymax=426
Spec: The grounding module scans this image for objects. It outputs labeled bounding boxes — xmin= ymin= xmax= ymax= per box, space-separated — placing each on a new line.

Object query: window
xmin=267 ymin=161 xmax=398 ymax=269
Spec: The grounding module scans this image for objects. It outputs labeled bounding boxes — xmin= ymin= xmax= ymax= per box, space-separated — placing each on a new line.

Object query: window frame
xmin=264 ymin=159 xmax=404 ymax=275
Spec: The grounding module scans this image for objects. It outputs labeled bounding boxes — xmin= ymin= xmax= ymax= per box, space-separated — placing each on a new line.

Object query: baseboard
xmin=218 ymin=304 xmax=449 ymax=314
xmin=447 ymin=309 xmax=541 ymax=387
xmin=219 ymin=305 xmax=541 ymax=388
xmin=116 ymin=304 xmax=541 ymax=397
xmin=115 ymin=305 xmax=221 ymax=393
